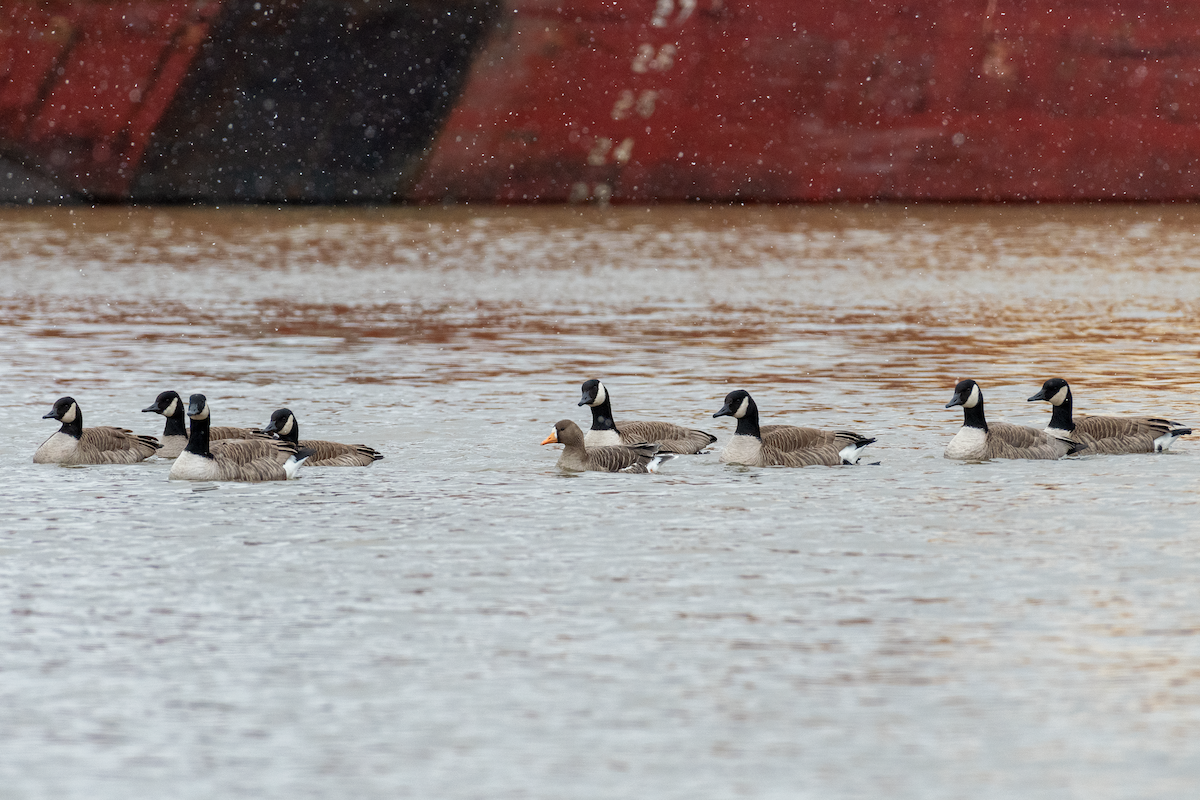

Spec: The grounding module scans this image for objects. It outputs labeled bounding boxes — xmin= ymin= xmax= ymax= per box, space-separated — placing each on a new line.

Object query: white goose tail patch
xmin=838 ymin=442 xmax=869 ymax=465
xmin=283 ymin=451 xmax=313 ymax=480
xmin=1154 ymin=431 xmax=1184 ymax=452
xmin=646 ymin=453 xmax=678 ymax=474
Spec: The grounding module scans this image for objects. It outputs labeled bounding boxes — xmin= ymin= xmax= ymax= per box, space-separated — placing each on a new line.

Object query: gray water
xmin=1 ymin=204 xmax=1198 ymax=799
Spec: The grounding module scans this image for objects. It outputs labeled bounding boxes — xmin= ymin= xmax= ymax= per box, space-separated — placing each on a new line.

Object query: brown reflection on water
xmin=3 ymin=204 xmax=1199 ymax=400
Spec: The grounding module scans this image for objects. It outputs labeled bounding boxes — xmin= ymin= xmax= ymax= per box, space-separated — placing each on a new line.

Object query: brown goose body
xmin=169 ymin=395 xmax=310 ymax=482
xmin=579 ymin=379 xmax=715 ymax=454
xmin=541 ymin=419 xmax=676 ymax=473
xmin=35 ymin=398 xmax=161 ymax=465
xmin=1029 ymin=378 xmax=1192 ymax=454
xmin=713 ymin=390 xmax=876 ymax=467
xmin=143 ymin=390 xmax=268 ymax=458
xmin=261 ymin=408 xmax=383 ymax=466
xmin=946 ymin=379 xmax=1083 ymax=461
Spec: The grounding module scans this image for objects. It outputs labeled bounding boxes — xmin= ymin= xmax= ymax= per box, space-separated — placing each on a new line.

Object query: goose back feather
xmin=713 ymin=390 xmax=876 ymax=467
xmin=169 ymin=395 xmax=309 ymax=482
xmin=143 ymin=390 xmax=268 ymax=458
xmin=945 ymin=379 xmax=1082 ymax=461
xmin=261 ymin=408 xmax=383 ymax=466
xmin=542 ymin=419 xmax=676 ymax=473
xmin=1029 ymin=378 xmax=1192 ymax=454
xmin=35 ymin=397 xmax=161 ymax=464
xmin=579 ymin=379 xmax=715 ymax=453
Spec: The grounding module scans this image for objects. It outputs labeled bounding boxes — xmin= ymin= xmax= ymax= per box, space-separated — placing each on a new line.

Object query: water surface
xmin=1 ymin=204 xmax=1199 ymax=799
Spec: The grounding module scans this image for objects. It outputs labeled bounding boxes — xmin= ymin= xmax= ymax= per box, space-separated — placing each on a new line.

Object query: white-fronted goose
xmin=261 ymin=408 xmax=383 ymax=466
xmin=169 ymin=395 xmax=311 ymax=482
xmin=541 ymin=419 xmax=676 ymax=473
xmin=35 ymin=397 xmax=161 ymax=464
xmin=1029 ymin=377 xmax=1192 ymax=454
xmin=945 ymin=379 xmax=1084 ymax=460
xmin=579 ymin=379 xmax=715 ymax=454
xmin=142 ymin=390 xmax=268 ymax=458
xmin=712 ymin=389 xmax=875 ymax=467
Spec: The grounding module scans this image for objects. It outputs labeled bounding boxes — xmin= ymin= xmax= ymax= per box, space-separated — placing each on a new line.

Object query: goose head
xmin=262 ymin=408 xmax=297 ymax=439
xmin=142 ymin=390 xmax=182 ymax=417
xmin=713 ymin=390 xmax=753 ymax=419
xmin=1028 ymin=378 xmax=1071 ymax=406
xmin=578 ymin=380 xmax=607 ymax=408
xmin=541 ymin=419 xmax=585 ymax=448
xmin=186 ymin=394 xmax=211 ymax=421
xmin=43 ymin=396 xmax=79 ymax=424
xmin=945 ymin=380 xmax=982 ymax=409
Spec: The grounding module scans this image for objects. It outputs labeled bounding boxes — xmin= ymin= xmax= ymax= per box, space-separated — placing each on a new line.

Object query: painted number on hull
xmin=611 ymin=89 xmax=658 ymax=120
xmin=631 ymin=43 xmax=676 ymax=74
xmin=651 ymin=0 xmax=696 ymax=27
xmin=587 ymin=137 xmax=635 ymax=166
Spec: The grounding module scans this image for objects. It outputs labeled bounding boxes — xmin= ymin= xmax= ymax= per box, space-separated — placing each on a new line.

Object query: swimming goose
xmin=579 ymin=379 xmax=716 ymax=453
xmin=541 ymin=419 xmax=677 ymax=473
xmin=944 ymin=379 xmax=1084 ymax=460
xmin=34 ymin=397 xmax=162 ymax=464
xmin=169 ymin=395 xmax=311 ymax=482
xmin=712 ymin=389 xmax=875 ymax=466
xmin=1028 ymin=377 xmax=1192 ymax=454
xmin=261 ymin=408 xmax=383 ymax=466
xmin=142 ymin=390 xmax=268 ymax=458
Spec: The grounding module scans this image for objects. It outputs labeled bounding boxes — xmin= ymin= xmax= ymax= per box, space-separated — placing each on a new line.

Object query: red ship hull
xmin=4 ymin=0 xmax=1200 ymax=203
xmin=415 ymin=0 xmax=1200 ymax=203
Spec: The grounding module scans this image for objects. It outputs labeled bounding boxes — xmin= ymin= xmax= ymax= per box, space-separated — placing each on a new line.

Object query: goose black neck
xmin=734 ymin=399 xmax=762 ymax=439
xmin=278 ymin=420 xmax=300 ymax=445
xmin=961 ymin=397 xmax=988 ymax=431
xmin=163 ymin=404 xmax=189 ymax=438
xmin=1047 ymin=391 xmax=1076 ymax=432
xmin=184 ymin=413 xmax=213 ymax=458
xmin=588 ymin=397 xmax=617 ymax=432
xmin=59 ymin=413 xmax=83 ymax=440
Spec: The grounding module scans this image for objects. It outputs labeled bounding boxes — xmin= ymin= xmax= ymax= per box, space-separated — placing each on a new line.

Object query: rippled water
xmin=2 ymin=204 xmax=1199 ymax=798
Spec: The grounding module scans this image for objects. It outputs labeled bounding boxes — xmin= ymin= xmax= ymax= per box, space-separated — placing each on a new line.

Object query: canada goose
xmin=169 ymin=395 xmax=311 ymax=482
xmin=541 ymin=419 xmax=677 ymax=473
xmin=142 ymin=390 xmax=268 ymax=458
xmin=261 ymin=408 xmax=383 ymax=466
xmin=1028 ymin=377 xmax=1192 ymax=454
xmin=944 ymin=379 xmax=1084 ymax=460
xmin=34 ymin=396 xmax=162 ymax=464
xmin=712 ymin=390 xmax=875 ymax=466
xmin=578 ymin=379 xmax=716 ymax=453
